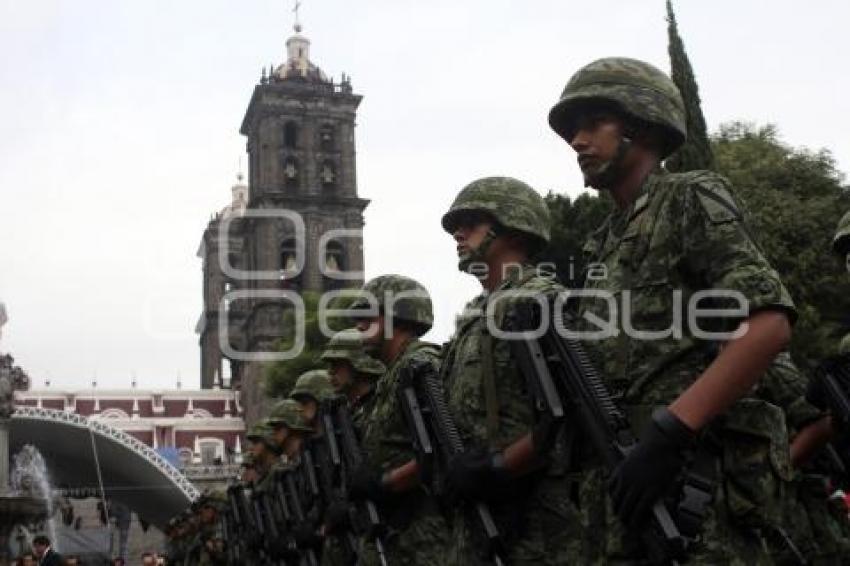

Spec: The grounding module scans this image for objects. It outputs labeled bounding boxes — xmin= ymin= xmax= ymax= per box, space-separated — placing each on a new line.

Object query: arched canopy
xmin=11 ymin=407 xmax=198 ymax=528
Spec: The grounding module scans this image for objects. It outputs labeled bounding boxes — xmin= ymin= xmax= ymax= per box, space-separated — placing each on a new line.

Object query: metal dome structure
xmin=10 ymin=406 xmax=198 ymax=528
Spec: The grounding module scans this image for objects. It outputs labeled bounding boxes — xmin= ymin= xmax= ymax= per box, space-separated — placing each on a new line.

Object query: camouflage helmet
xmin=267 ymin=398 xmax=312 ymax=433
xmin=197 ymin=490 xmax=228 ymax=512
xmin=320 ymin=328 xmax=386 ymax=377
xmin=289 ymin=369 xmax=335 ymax=402
xmin=548 ymin=57 xmax=687 ymax=157
xmin=833 ymin=211 xmax=850 ymax=254
xmin=441 ymin=176 xmax=550 ymax=249
xmin=352 ymin=275 xmax=433 ymax=334
xmin=246 ymin=420 xmax=280 ymax=452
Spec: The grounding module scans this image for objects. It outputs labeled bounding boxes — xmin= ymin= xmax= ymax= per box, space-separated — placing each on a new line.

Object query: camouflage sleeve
xmin=756 ymin=351 xmax=824 ymax=432
xmin=407 ymin=342 xmax=442 ymax=374
xmin=361 ymin=343 xmax=441 ymax=469
xmin=680 ymin=172 xmax=797 ymax=327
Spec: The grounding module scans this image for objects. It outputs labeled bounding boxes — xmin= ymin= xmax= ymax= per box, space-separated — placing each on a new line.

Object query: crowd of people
xmin=13 ymin=535 xmax=162 ymax=565
xmin=159 ymin=56 xmax=850 ymax=565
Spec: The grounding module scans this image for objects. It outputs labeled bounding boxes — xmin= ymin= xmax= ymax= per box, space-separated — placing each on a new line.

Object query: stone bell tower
xmin=197 ymin=15 xmax=368 ymax=423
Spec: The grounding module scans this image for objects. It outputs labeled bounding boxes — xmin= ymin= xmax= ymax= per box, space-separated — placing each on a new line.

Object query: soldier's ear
xmin=627 ymin=120 xmax=665 ymax=158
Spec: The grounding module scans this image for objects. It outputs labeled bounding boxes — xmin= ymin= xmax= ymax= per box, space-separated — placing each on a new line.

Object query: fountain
xmin=0 ymin=307 xmax=50 ymax=561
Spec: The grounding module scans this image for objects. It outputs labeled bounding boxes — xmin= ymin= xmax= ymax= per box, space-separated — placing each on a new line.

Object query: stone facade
xmin=197 ymin=24 xmax=368 ymax=426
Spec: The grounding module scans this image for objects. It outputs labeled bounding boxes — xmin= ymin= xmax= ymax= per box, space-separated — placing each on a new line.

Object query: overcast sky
xmin=1 ymin=0 xmax=847 ymax=390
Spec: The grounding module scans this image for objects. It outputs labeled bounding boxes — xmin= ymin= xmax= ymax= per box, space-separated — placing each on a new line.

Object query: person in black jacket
xmin=31 ymin=536 xmax=62 ymax=566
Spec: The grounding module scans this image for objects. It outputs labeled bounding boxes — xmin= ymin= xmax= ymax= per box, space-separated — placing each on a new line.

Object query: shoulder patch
xmin=686 ymin=173 xmax=742 ymax=223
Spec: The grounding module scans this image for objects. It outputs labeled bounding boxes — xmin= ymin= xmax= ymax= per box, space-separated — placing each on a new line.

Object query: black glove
xmin=445 ymin=449 xmax=511 ymax=502
xmin=349 ymin=463 xmax=388 ymax=502
xmin=608 ymin=407 xmax=694 ymax=527
xmin=324 ymin=500 xmax=352 ymax=534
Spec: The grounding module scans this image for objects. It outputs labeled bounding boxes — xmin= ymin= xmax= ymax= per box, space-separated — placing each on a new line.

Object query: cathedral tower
xmin=198 ymin=17 xmax=368 ymax=410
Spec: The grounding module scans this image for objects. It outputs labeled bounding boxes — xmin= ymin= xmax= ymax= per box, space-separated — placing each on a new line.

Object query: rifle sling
xmin=480 ymin=330 xmax=500 ymax=448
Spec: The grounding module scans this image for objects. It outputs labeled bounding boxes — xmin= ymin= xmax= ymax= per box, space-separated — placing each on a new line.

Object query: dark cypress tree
xmin=665 ymin=0 xmax=714 ymax=171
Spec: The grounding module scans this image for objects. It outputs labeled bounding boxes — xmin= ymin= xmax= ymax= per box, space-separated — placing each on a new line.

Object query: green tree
xmin=546 ymin=122 xmax=850 ymax=362
xmin=712 ymin=122 xmax=850 ymax=362
xmin=543 ymin=191 xmax=613 ymax=287
xmin=665 ymin=0 xmax=714 ymax=172
xmin=263 ymin=291 xmax=355 ymax=398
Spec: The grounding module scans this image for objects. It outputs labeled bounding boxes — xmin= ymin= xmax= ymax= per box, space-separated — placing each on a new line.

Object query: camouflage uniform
xmin=352 ymin=275 xmax=451 ymax=566
xmin=164 ymin=517 xmax=188 ymax=565
xmin=173 ymin=513 xmax=197 ymax=566
xmin=185 ymin=493 xmax=228 ymax=566
xmin=244 ymin=420 xmax=283 ymax=547
xmin=756 ymin=352 xmax=845 ymax=564
xmin=550 ymin=58 xmax=798 ymax=564
xmin=439 ymin=176 xmax=586 ymax=565
xmin=319 ymin=330 xmax=385 ymax=566
xmin=357 ymin=338 xmax=450 ymax=565
xmin=578 ymin=168 xmax=799 ymax=563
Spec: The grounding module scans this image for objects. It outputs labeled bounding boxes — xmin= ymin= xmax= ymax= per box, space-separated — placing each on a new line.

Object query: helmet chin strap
xmin=458 ymin=228 xmax=499 ymax=272
xmin=585 ymin=136 xmax=632 ymax=189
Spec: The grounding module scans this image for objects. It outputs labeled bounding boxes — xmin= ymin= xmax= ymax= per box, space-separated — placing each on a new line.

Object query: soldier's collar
xmin=494 ymin=263 xmax=536 ymax=291
xmin=385 ymin=337 xmax=418 ymax=372
xmin=626 ymin=169 xmax=666 ymax=222
xmin=352 ymin=386 xmax=374 ymax=407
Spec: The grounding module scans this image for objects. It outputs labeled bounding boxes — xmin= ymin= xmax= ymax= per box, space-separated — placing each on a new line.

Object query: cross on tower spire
xmin=292 ymin=0 xmax=303 ymax=33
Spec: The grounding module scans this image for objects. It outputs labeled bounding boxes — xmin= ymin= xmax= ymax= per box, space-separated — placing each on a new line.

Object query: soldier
xmin=239 ymin=451 xmax=257 ymax=485
xmin=244 ymin=420 xmax=287 ymax=562
xmin=318 ymin=329 xmax=386 ymax=565
xmin=269 ymin=398 xmax=314 ymax=460
xmin=347 ymin=275 xmax=451 ymax=565
xmin=438 ymin=176 xmax=584 ymax=565
xmin=321 ymin=328 xmax=386 ymax=424
xmin=163 ymin=517 xmax=185 ymax=566
xmin=170 ymin=512 xmax=196 ymax=566
xmin=548 ymin=57 xmax=798 ymax=562
xmin=246 ymin=420 xmax=281 ymax=490
xmin=268 ymin=397 xmax=325 ymax=561
xmin=185 ymin=492 xmax=228 ymax=566
xmin=290 ymin=369 xmax=335 ymax=429
xmin=758 ymin=352 xmax=850 ymax=565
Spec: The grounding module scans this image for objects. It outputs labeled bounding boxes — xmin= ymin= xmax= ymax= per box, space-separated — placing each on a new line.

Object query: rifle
xmin=506 ymin=297 xmax=697 ymax=565
xmin=331 ymin=397 xmax=389 ymax=566
xmin=227 ymin=483 xmax=266 ymax=562
xmin=284 ymin=459 xmax=320 ymax=566
xmin=397 ymin=359 xmax=505 ymax=566
xmin=813 ymin=353 xmax=850 ymax=484
xmin=251 ymin=487 xmax=289 ymax=565
xmin=219 ymin=502 xmax=242 ymax=564
xmin=271 ymin=467 xmax=295 ymax=528
xmin=310 ymin=403 xmax=361 ymax=561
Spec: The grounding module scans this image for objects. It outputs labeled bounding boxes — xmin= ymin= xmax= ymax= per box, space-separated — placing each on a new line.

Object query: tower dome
xmin=273 ymin=22 xmax=328 ymax=82
xmin=221 ymin=172 xmax=248 ymax=219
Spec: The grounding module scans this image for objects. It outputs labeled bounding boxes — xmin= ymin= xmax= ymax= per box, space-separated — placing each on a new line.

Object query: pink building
xmin=16 ymin=386 xmax=246 ymax=470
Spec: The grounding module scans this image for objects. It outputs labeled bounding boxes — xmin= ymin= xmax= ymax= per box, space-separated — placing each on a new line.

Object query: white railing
xmin=12 ymin=406 xmax=199 ymax=501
